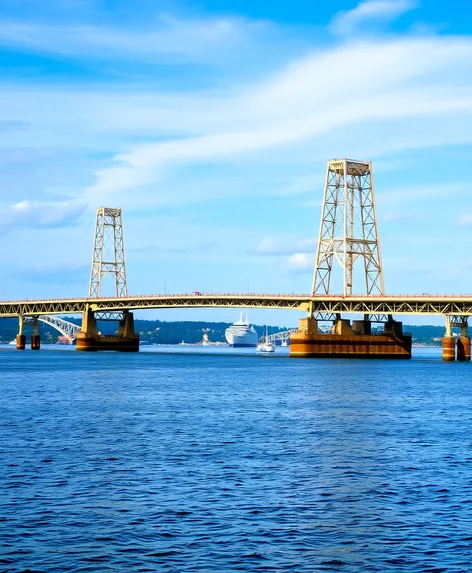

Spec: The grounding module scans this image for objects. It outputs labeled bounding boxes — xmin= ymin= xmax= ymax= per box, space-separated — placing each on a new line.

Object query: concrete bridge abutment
xmin=290 ymin=314 xmax=411 ymax=359
xmin=76 ymin=308 xmax=139 ymax=352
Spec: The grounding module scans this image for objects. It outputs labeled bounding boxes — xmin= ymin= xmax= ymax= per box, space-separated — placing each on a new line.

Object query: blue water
xmin=1 ymin=346 xmax=472 ymax=572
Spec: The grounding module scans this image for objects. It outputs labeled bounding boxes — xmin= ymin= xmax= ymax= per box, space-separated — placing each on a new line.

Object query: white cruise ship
xmin=225 ymin=313 xmax=258 ymax=347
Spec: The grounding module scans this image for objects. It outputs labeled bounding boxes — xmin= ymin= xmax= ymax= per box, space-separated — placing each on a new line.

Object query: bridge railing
xmin=6 ymin=292 xmax=472 ymax=304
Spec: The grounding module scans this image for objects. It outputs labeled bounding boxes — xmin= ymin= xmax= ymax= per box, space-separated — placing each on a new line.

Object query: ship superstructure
xmin=225 ymin=313 xmax=258 ymax=347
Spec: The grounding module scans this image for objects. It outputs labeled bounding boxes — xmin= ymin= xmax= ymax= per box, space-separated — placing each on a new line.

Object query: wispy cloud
xmin=80 ymin=35 xmax=472 ymax=209
xmin=9 ymin=263 xmax=89 ymax=284
xmin=1 ymin=3 xmax=472 ymax=301
xmin=0 ymin=200 xmax=86 ymax=234
xmin=130 ymin=241 xmax=218 ymax=256
xmin=273 ymin=174 xmax=322 ymax=196
xmin=0 ymin=15 xmax=273 ymax=64
xmin=330 ymin=0 xmax=417 ymax=35
xmin=255 ymin=236 xmax=317 ymax=256
xmin=253 ymin=236 xmax=317 ymax=276
xmin=379 ymin=212 xmax=413 ymax=222
xmin=458 ymin=213 xmax=472 ymax=227
xmin=378 ymin=183 xmax=469 ymax=206
xmin=286 ymin=253 xmax=313 ymax=273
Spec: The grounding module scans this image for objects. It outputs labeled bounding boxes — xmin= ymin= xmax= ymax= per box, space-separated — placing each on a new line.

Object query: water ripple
xmin=1 ymin=348 xmax=472 ymax=571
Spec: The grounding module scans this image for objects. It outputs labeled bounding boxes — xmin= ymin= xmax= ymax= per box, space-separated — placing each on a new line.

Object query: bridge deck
xmin=2 ymin=293 xmax=472 ymax=317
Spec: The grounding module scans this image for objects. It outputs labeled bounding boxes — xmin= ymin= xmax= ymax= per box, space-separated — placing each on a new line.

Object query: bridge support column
xmin=457 ymin=337 xmax=470 ymax=361
xmin=118 ymin=310 xmax=136 ymax=339
xmin=290 ymin=313 xmax=411 ymax=359
xmin=16 ymin=316 xmax=25 ymax=350
xmin=31 ymin=318 xmax=40 ymax=350
xmin=457 ymin=323 xmax=470 ymax=362
xmin=442 ymin=317 xmax=455 ymax=362
xmin=290 ymin=316 xmax=319 ymax=357
xmin=76 ymin=308 xmax=139 ymax=352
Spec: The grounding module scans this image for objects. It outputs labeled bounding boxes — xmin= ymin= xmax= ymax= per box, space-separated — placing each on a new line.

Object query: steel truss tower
xmin=89 ymin=207 xmax=128 ymax=298
xmin=312 ymin=159 xmax=384 ymax=297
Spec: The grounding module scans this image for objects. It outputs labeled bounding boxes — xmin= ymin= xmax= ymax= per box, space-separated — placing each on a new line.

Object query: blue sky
xmin=1 ymin=0 xmax=472 ymax=326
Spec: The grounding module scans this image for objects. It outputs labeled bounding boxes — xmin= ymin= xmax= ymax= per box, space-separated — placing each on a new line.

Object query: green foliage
xmin=0 ymin=317 xmax=288 ymax=344
xmin=0 ymin=318 xmax=463 ymax=346
xmin=132 ymin=320 xmax=288 ymax=345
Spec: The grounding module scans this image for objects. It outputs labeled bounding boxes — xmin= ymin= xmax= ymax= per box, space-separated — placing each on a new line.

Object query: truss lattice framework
xmin=447 ymin=315 xmax=469 ymax=328
xmin=89 ymin=207 xmax=128 ymax=298
xmin=264 ymin=329 xmax=297 ymax=343
xmin=3 ymin=294 xmax=472 ymax=317
xmin=312 ymin=159 xmax=384 ymax=297
xmin=37 ymin=315 xmax=81 ymax=339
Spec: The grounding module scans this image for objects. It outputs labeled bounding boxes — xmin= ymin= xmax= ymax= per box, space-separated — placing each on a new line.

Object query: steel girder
xmin=309 ymin=300 xmax=472 ymax=315
xmin=2 ymin=294 xmax=472 ymax=317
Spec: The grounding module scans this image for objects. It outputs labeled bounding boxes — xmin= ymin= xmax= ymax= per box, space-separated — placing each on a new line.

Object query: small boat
xmin=257 ymin=326 xmax=275 ymax=353
xmin=281 ymin=339 xmax=288 ymax=347
xmin=257 ymin=340 xmax=275 ymax=353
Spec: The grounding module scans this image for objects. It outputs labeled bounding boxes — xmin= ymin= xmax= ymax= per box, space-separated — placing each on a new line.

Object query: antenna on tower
xmin=89 ymin=207 xmax=128 ymax=298
xmin=312 ymin=159 xmax=384 ymax=297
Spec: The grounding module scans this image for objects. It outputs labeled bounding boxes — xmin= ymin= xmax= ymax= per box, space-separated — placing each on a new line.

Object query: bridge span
xmin=2 ymin=293 xmax=472 ymax=317
xmin=4 ymin=160 xmax=472 ymax=360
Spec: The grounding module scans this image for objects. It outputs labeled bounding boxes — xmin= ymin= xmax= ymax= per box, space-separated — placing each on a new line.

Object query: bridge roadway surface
xmin=2 ymin=293 xmax=472 ymax=317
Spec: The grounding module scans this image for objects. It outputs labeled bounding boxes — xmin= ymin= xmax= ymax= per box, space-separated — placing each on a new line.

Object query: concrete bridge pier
xmin=31 ymin=318 xmax=40 ymax=350
xmin=290 ymin=313 xmax=411 ymax=358
xmin=76 ymin=307 xmax=139 ymax=352
xmin=442 ymin=316 xmax=471 ymax=361
xmin=457 ymin=320 xmax=470 ymax=362
xmin=442 ymin=317 xmax=456 ymax=361
xmin=442 ymin=338 xmax=456 ymax=361
xmin=456 ymin=336 xmax=470 ymax=361
xmin=16 ymin=316 xmax=25 ymax=350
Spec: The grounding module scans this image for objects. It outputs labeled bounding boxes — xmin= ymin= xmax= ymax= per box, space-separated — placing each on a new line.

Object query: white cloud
xmin=458 ymin=213 xmax=472 ymax=227
xmin=330 ymin=0 xmax=417 ymax=36
xmin=379 ymin=212 xmax=412 ymax=222
xmin=378 ymin=183 xmax=469 ymax=206
xmin=255 ymin=238 xmax=286 ymax=255
xmin=272 ymin=174 xmax=322 ymax=196
xmin=0 ymin=200 xmax=86 ymax=234
xmin=255 ymin=236 xmax=317 ymax=256
xmin=2 ymin=13 xmax=472 ymax=272
xmin=10 ymin=263 xmax=88 ymax=284
xmin=3 ymin=6 xmax=472 ymax=301
xmin=286 ymin=253 xmax=313 ymax=272
xmin=79 ymin=35 xmax=472 ymax=209
xmin=0 ymin=15 xmax=272 ymax=64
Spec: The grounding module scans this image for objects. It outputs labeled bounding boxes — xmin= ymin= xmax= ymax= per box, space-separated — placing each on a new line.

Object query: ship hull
xmin=225 ymin=314 xmax=258 ymax=347
xmin=226 ymin=334 xmax=258 ymax=347
xmin=225 ymin=331 xmax=258 ymax=347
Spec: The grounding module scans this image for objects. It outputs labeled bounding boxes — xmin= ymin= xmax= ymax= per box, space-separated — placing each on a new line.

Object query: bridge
xmin=37 ymin=315 xmax=80 ymax=345
xmin=3 ymin=293 xmax=472 ymax=317
xmin=1 ymin=159 xmax=470 ymax=360
xmin=263 ymin=329 xmax=297 ymax=345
